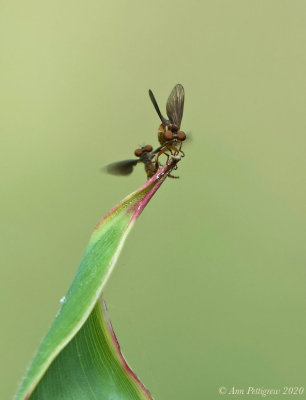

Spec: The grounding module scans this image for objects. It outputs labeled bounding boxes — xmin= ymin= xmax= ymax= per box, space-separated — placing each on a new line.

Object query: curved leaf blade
xmin=15 ymin=158 xmax=179 ymax=400
xmin=29 ymin=298 xmax=152 ymax=400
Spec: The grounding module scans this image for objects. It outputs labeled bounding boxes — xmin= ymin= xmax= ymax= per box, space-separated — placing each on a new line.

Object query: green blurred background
xmin=1 ymin=0 xmax=305 ymax=399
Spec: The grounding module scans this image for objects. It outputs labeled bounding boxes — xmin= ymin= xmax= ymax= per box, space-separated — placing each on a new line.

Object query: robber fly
xmin=105 ymin=145 xmax=159 ymax=179
xmin=149 ymin=84 xmax=186 ymax=160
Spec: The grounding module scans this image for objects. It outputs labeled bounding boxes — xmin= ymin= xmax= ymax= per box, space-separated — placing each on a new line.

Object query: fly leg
xmin=156 ymin=145 xmax=171 ymax=164
xmin=168 ymin=173 xmax=179 ymax=179
xmin=176 ymin=141 xmax=185 ymax=157
xmin=167 ymin=141 xmax=185 ymax=157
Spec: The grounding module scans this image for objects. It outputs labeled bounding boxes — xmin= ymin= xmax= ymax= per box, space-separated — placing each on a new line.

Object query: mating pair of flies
xmin=106 ymin=84 xmax=186 ymax=179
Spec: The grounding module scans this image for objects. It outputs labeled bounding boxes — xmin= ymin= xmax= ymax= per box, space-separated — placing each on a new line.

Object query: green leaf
xmin=28 ymin=298 xmax=152 ymax=400
xmin=15 ymin=158 xmax=180 ymax=400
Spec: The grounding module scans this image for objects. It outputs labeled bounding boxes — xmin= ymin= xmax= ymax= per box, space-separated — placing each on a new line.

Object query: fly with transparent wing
xmin=149 ymin=84 xmax=186 ymax=159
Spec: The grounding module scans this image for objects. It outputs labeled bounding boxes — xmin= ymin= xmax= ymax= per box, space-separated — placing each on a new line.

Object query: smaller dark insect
xmin=105 ymin=145 xmax=180 ymax=180
xmin=105 ymin=145 xmax=159 ymax=179
xmin=149 ymin=84 xmax=186 ymax=160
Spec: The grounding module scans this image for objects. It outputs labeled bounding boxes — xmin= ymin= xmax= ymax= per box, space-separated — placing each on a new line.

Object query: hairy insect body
xmin=149 ymin=84 xmax=186 ymax=159
xmin=144 ymin=157 xmax=158 ymax=178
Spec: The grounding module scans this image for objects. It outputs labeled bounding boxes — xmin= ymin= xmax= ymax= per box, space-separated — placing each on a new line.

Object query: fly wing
xmin=166 ymin=84 xmax=185 ymax=128
xmin=104 ymin=159 xmax=138 ymax=176
xmin=149 ymin=89 xmax=169 ymax=125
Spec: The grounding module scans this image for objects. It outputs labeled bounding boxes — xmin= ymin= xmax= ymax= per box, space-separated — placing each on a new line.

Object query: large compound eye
xmin=134 ymin=148 xmax=142 ymax=157
xmin=144 ymin=145 xmax=153 ymax=152
xmin=164 ymin=130 xmax=173 ymax=141
xmin=177 ymin=131 xmax=186 ymax=141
